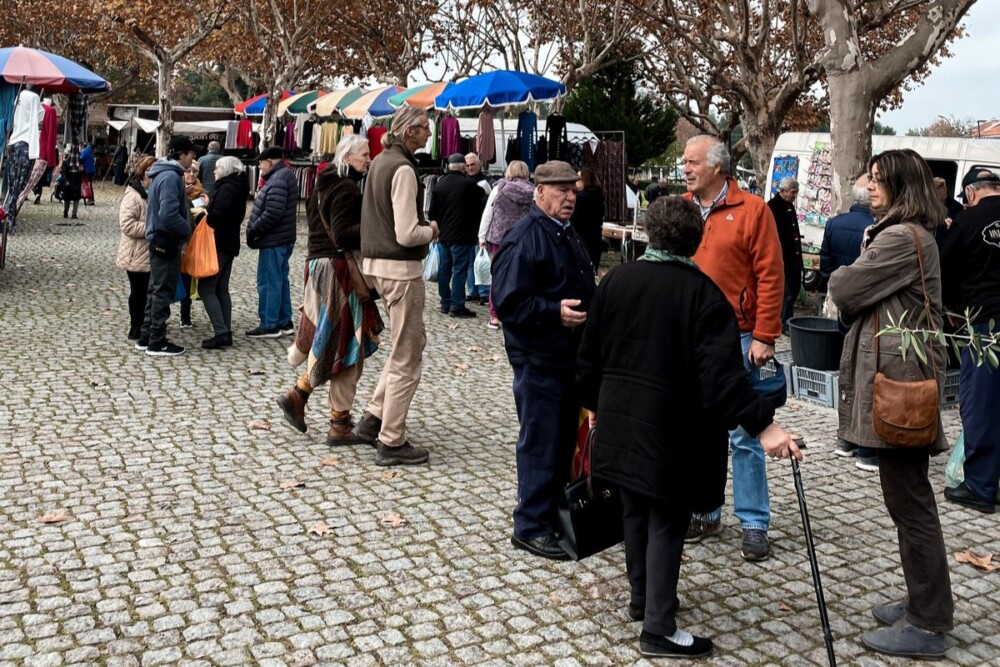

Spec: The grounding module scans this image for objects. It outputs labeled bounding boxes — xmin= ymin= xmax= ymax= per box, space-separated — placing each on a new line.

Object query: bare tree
xmin=805 ymin=0 xmax=977 ymax=210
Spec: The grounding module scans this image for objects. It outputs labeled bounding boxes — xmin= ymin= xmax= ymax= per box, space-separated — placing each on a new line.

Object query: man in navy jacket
xmin=492 ymin=160 xmax=596 ymax=560
xmin=138 ymin=136 xmax=197 ymax=356
xmin=246 ymin=146 xmax=298 ymax=338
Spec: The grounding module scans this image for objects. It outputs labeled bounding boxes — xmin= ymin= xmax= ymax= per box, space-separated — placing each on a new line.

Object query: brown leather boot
xmin=276 ymin=387 xmax=309 ymax=433
xmin=327 ymin=418 xmax=368 ymax=447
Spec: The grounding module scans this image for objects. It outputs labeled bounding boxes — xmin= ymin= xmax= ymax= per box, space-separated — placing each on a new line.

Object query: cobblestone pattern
xmin=0 ymin=187 xmax=996 ymax=666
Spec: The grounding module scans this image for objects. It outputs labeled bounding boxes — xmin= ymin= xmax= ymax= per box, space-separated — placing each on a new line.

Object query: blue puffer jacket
xmin=819 ymin=204 xmax=874 ymax=279
xmin=145 ymin=159 xmax=191 ymax=246
xmin=247 ymin=161 xmax=298 ymax=249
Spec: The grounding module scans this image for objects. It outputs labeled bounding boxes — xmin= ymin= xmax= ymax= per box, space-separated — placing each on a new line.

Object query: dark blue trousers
xmin=438 ymin=243 xmax=473 ymax=312
xmin=511 ymin=363 xmax=579 ymax=539
xmin=959 ymin=322 xmax=1000 ymax=501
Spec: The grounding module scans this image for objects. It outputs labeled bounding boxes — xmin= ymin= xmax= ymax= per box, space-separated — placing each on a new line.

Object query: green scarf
xmin=638 ymin=247 xmax=698 ymax=268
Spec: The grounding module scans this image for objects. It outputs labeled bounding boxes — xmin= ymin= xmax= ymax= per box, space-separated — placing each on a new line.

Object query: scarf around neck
xmin=638 ymin=247 xmax=698 ymax=268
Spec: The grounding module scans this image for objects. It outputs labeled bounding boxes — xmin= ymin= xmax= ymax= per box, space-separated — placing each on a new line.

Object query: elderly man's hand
xmin=748 ymin=340 xmax=775 ymax=367
xmin=758 ymin=423 xmax=803 ymax=461
xmin=560 ymin=299 xmax=586 ymax=328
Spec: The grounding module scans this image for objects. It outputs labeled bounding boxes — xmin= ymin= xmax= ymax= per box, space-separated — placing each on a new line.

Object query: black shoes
xmin=861 ymin=621 xmax=948 ymax=659
xmin=449 ymin=307 xmax=477 ymax=318
xmin=201 ymin=333 xmax=233 ymax=349
xmin=626 ymin=604 xmax=644 ymax=622
xmin=180 ymin=318 xmax=193 ymax=329
xmin=134 ymin=338 xmax=149 ymax=351
xmin=944 ymin=482 xmax=996 ymax=514
xmin=246 ymin=326 xmax=282 ymax=338
xmin=510 ymin=533 xmax=568 ymax=561
xmin=278 ymin=321 xmax=294 ymax=336
xmin=127 ymin=327 xmax=141 ymax=341
xmin=352 ymin=412 xmax=382 ymax=445
xmin=146 ymin=341 xmax=185 ymax=356
xmin=375 ymin=441 xmax=429 ymax=466
xmin=639 ymin=630 xmax=714 ymax=658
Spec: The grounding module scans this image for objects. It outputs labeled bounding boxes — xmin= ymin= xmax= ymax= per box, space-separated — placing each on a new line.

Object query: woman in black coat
xmin=576 ymin=196 xmax=800 ymax=660
xmin=570 ymin=167 xmax=606 ymax=271
xmin=199 ymin=156 xmax=250 ymax=349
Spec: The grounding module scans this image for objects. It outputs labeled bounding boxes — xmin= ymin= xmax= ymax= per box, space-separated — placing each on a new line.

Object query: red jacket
xmin=688 ymin=179 xmax=784 ymax=344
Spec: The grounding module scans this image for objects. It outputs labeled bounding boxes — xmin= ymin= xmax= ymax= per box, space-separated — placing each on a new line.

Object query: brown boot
xmin=327 ymin=418 xmax=368 ymax=447
xmin=276 ymin=387 xmax=309 ymax=433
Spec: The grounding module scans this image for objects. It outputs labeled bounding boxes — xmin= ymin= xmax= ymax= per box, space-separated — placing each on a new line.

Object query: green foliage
xmin=878 ymin=308 xmax=1000 ymax=368
xmin=173 ymin=70 xmax=233 ymax=108
xmin=562 ymin=61 xmax=677 ymax=168
xmin=874 ymin=121 xmax=897 ymax=136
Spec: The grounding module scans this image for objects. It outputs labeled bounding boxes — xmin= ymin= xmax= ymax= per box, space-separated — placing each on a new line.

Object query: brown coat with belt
xmin=828 ymin=221 xmax=948 ymax=452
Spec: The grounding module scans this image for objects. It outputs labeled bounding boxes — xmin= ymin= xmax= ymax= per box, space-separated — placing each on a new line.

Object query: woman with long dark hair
xmin=277 ymin=135 xmax=384 ymax=445
xmin=829 ymin=148 xmax=952 ymax=659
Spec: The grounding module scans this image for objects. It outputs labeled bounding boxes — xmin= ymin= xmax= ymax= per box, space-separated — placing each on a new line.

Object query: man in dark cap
xmin=137 ymin=136 xmax=199 ymax=356
xmin=428 ymin=154 xmax=488 ymax=318
xmin=246 ymin=146 xmax=298 ymax=338
xmin=491 ymin=160 xmax=597 ymax=560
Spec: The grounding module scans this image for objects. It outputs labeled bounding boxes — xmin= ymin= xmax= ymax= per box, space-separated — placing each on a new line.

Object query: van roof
xmin=774 ymin=132 xmax=1000 ymax=164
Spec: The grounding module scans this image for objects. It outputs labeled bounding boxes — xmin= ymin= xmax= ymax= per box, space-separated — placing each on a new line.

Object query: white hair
xmin=214 ymin=156 xmax=246 ymax=180
xmin=778 ymin=177 xmax=799 ymax=191
xmin=464 ymin=152 xmax=480 ymax=165
xmin=686 ymin=135 xmax=730 ymax=174
xmin=333 ymin=135 xmax=368 ymax=177
xmin=448 ymin=161 xmax=466 ymax=172
xmin=852 ymin=183 xmax=872 ymax=206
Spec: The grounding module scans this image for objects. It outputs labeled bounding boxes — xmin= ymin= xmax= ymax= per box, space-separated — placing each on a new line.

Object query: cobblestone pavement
xmin=0 ymin=185 xmax=997 ymax=667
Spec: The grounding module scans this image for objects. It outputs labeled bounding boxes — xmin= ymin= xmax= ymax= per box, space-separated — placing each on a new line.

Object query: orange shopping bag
xmin=180 ymin=218 xmax=219 ymax=278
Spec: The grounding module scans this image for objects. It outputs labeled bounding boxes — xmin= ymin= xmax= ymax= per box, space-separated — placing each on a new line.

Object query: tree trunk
xmin=260 ymin=87 xmax=280 ymax=151
xmin=827 ymin=69 xmax=876 ymax=213
xmin=740 ymin=112 xmax=780 ymax=191
xmin=156 ymin=60 xmax=174 ymax=157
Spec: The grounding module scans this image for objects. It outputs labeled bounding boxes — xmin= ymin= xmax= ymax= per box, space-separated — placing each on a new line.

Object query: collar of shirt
xmin=694 ymin=180 xmax=729 ymax=220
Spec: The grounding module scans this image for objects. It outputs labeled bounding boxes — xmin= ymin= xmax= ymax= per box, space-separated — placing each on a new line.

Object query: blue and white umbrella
xmin=434 ymin=70 xmax=565 ymax=111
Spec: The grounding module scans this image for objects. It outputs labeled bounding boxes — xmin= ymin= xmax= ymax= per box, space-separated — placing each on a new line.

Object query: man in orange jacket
xmin=682 ymin=135 xmax=784 ymax=561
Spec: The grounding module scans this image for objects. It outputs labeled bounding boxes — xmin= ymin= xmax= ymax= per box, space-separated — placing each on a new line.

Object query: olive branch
xmin=877 ymin=307 xmax=1000 ymax=369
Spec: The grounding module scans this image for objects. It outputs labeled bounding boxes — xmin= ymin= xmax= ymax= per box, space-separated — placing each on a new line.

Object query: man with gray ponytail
xmin=356 ymin=107 xmax=440 ymax=466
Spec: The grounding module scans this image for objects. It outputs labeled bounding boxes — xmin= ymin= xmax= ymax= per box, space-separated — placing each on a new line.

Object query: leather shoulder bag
xmin=871 ymin=224 xmax=939 ymax=447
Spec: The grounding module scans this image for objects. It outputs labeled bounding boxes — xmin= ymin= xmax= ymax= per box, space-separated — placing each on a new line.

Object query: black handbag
xmin=557 ymin=428 xmax=624 ymax=560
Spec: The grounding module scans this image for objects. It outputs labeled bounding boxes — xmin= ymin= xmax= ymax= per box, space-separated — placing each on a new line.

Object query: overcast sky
xmin=878 ymin=2 xmax=999 ymax=134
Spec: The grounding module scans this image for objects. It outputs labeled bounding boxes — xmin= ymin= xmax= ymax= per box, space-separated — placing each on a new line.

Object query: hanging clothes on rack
xmin=66 ymin=92 xmax=88 ymax=145
xmin=516 ymin=110 xmax=537 ymax=172
xmin=236 ymin=120 xmax=254 ymax=149
xmin=39 ymin=103 xmax=58 ymax=167
xmin=440 ymin=115 xmax=461 ymax=157
xmin=368 ymin=126 xmax=387 ymax=159
xmin=546 ymin=113 xmax=569 ymax=162
xmin=583 ymin=140 xmax=627 ymax=222
xmin=225 ymin=121 xmax=239 ymax=149
xmin=476 ymin=110 xmax=495 ymax=164
xmin=274 ymin=120 xmax=285 ymax=148
xmin=3 ymin=88 xmax=44 ymax=228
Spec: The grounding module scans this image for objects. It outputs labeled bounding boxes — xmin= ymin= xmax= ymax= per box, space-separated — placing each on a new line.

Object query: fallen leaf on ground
xmin=380 ymin=512 xmax=407 ymax=527
xmin=382 ymin=471 xmax=401 ymax=479
xmin=681 ymin=554 xmax=690 ymax=562
xmin=447 ymin=324 xmax=459 ymax=330
xmin=308 ymin=522 xmax=333 ymax=536
xmin=453 ymin=363 xmax=470 ymax=371
xmin=320 ymin=457 xmax=340 ymax=466
xmin=247 ymin=369 xmax=266 ymax=376
xmin=778 ymin=602 xmax=793 ymax=612
xmin=100 ymin=309 xmax=113 ymax=316
xmin=248 ymin=420 xmax=271 ymax=430
xmin=467 ymin=345 xmax=484 ymax=352
xmin=38 ymin=512 xmax=71 ymax=524
xmin=955 ymin=550 xmax=997 ymax=572
xmin=279 ymin=480 xmax=305 ymax=489
xmin=65 ymin=282 xmax=76 ymax=288
xmin=489 ymin=354 xmax=502 ymax=362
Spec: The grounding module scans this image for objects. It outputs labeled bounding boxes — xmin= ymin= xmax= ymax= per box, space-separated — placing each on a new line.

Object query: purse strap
xmin=873 ymin=224 xmax=938 ymax=377
xmin=582 ymin=426 xmax=597 ymax=497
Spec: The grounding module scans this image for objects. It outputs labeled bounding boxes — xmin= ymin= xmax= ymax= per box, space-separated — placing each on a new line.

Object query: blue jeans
xmin=438 ymin=243 xmax=473 ymax=312
xmin=695 ymin=331 xmax=770 ymax=531
xmin=256 ymin=244 xmax=294 ymax=329
xmin=959 ymin=322 xmax=1000 ymax=501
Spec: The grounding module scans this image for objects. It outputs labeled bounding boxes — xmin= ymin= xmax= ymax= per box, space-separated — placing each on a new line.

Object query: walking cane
xmin=791 ymin=455 xmax=837 ymax=666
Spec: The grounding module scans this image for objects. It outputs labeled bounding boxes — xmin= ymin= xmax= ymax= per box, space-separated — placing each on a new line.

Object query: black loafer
xmin=511 ymin=534 xmax=569 ymax=561
xmin=639 ymin=630 xmax=714 ymax=658
xmin=944 ymin=482 xmax=996 ymax=514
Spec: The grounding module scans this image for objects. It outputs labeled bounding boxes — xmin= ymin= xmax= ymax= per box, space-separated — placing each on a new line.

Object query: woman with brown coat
xmin=828 ymin=148 xmax=952 ymax=660
xmin=116 ymin=155 xmax=157 ymax=341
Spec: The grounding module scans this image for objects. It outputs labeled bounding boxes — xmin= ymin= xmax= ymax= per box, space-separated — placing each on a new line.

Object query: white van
xmin=765 ymin=133 xmax=1000 ymax=283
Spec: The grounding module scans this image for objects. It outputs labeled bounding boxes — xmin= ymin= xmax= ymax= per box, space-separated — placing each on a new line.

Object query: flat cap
xmin=447 ymin=153 xmax=466 ymax=165
xmin=258 ymin=146 xmax=285 ymax=162
xmin=534 ymin=160 xmax=578 ymax=184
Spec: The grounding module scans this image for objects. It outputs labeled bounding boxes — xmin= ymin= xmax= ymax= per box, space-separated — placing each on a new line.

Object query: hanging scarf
xmin=638 ymin=247 xmax=698 ymax=268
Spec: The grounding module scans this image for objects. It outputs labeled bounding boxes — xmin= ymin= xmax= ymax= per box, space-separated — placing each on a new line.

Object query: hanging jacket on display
xmin=516 ymin=111 xmax=537 ymax=172
xmin=546 ymin=113 xmax=569 ymax=162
